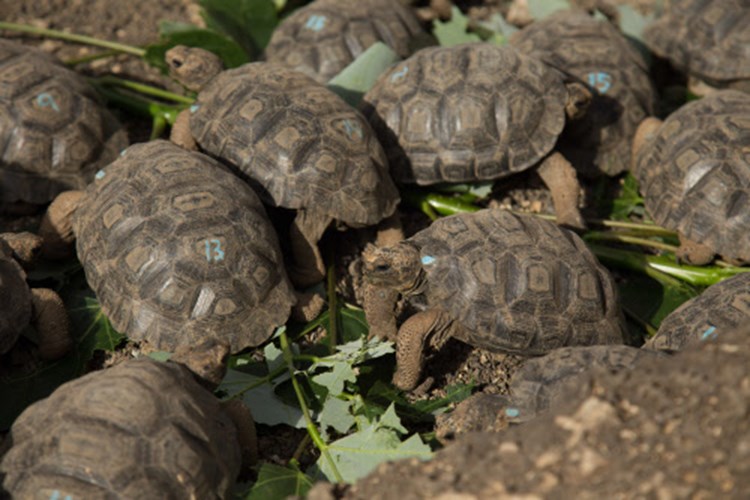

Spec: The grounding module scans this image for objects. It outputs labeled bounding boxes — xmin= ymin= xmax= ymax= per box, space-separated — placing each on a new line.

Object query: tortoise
xmin=645 ymin=273 xmax=750 ymax=352
xmin=263 ymin=0 xmax=426 ymax=84
xmin=435 ymin=345 xmax=663 ymax=442
xmin=632 ymin=90 xmax=750 ymax=265
xmin=0 ymin=339 xmax=252 ymax=498
xmin=0 ymin=232 xmax=71 ymax=361
xmin=166 ymin=46 xmax=400 ymax=287
xmin=0 ymin=39 xmax=128 ymax=207
xmin=361 ymin=43 xmax=593 ymax=229
xmin=510 ymin=10 xmax=657 ymax=177
xmin=44 ymin=140 xmax=297 ymax=353
xmin=643 ymin=0 xmax=750 ymax=96
xmin=362 ymin=208 xmax=627 ymax=391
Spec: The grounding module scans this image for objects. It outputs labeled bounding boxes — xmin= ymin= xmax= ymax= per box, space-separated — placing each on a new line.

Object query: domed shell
xmin=189 ymin=62 xmax=399 ymax=226
xmin=646 ymin=273 xmax=750 ymax=352
xmin=643 ymin=0 xmax=750 ymax=87
xmin=634 ymin=90 xmax=750 ymax=263
xmin=511 ymin=10 xmax=657 ymax=176
xmin=264 ymin=0 xmax=425 ymax=83
xmin=409 ymin=209 xmax=626 ymax=353
xmin=506 ymin=345 xmax=663 ymax=422
xmin=0 ymin=249 xmax=31 ymax=355
xmin=361 ymin=43 xmax=568 ymax=185
xmin=73 ymin=140 xmax=295 ymax=352
xmin=0 ymin=39 xmax=128 ymax=204
xmin=0 ymin=357 xmax=239 ymax=498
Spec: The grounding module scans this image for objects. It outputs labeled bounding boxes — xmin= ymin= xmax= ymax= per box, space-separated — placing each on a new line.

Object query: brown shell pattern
xmin=0 ymin=358 xmax=239 ymax=498
xmin=189 ymin=62 xmax=399 ymax=226
xmin=264 ymin=0 xmax=424 ymax=83
xmin=634 ymin=90 xmax=750 ymax=262
xmin=361 ymin=43 xmax=568 ymax=185
xmin=0 ymin=39 xmax=128 ymax=204
xmin=646 ymin=273 xmax=750 ymax=352
xmin=507 ymin=345 xmax=663 ymax=422
xmin=511 ymin=10 xmax=657 ymax=176
xmin=0 ymin=253 xmax=30 ymax=354
xmin=73 ymin=141 xmax=295 ymax=352
xmin=644 ymin=0 xmax=750 ymax=84
xmin=409 ymin=209 xmax=626 ymax=353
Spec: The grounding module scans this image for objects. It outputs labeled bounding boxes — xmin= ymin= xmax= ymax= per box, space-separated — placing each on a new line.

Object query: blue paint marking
xmin=342 ymin=119 xmax=363 ymax=140
xmin=36 ymin=92 xmax=60 ymax=112
xmin=305 ymin=14 xmax=327 ymax=32
xmin=505 ymin=407 xmax=520 ymax=418
xmin=48 ymin=491 xmax=73 ymax=500
xmin=586 ymin=71 xmax=612 ymax=94
xmin=390 ymin=66 xmax=409 ymax=83
xmin=119 ymin=148 xmax=127 ymax=157
xmin=421 ymin=255 xmax=436 ymax=265
xmin=204 ymin=239 xmax=225 ymax=262
xmin=95 ymin=169 xmax=106 ymax=180
xmin=701 ymin=325 xmax=717 ymax=341
xmin=190 ymin=104 xmax=200 ymax=113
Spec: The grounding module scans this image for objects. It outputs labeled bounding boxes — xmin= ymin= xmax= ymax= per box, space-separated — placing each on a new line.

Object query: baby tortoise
xmin=363 ymin=208 xmax=626 ymax=391
xmin=167 ymin=46 xmax=400 ymax=287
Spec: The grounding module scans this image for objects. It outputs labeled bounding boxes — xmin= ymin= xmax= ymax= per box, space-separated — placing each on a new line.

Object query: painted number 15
xmin=587 ymin=72 xmax=612 ymax=94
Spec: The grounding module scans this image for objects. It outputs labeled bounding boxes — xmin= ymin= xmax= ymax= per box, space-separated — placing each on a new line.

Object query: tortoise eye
xmin=375 ymin=264 xmax=390 ymax=272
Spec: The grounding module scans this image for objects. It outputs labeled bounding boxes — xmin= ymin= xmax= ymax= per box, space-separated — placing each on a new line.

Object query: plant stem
xmin=621 ymin=304 xmax=658 ymax=337
xmin=584 ymin=231 xmax=679 ymax=253
xmin=95 ymin=76 xmax=195 ymax=104
xmin=290 ymin=434 xmax=312 ymax=466
xmin=64 ymin=49 xmax=120 ymax=66
xmin=279 ymin=330 xmax=343 ymax=483
xmin=0 ymin=22 xmax=145 ymax=56
xmin=326 ymin=262 xmax=338 ymax=352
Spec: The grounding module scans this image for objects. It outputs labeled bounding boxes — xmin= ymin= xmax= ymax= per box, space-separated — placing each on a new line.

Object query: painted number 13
xmin=587 ymin=72 xmax=612 ymax=94
xmin=204 ymin=239 xmax=225 ymax=262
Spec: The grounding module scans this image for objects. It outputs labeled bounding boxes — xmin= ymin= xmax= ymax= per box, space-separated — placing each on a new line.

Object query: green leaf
xmin=610 ymin=173 xmax=645 ymax=220
xmin=69 ymin=296 xmax=125 ymax=351
xmin=313 ymin=419 xmax=432 ymax=482
xmin=317 ymin=397 xmax=355 ymax=437
xmin=365 ymin=380 xmax=474 ymax=424
xmin=615 ymin=4 xmax=655 ymax=44
xmin=618 ymin=274 xmax=700 ymax=332
xmin=477 ymin=13 xmax=518 ymax=39
xmin=199 ymin=0 xmax=278 ymax=60
xmin=144 ymin=21 xmax=248 ymax=72
xmin=311 ymin=362 xmax=357 ymax=397
xmin=432 ymin=7 xmax=481 ymax=47
xmin=243 ymin=463 xmax=313 ymax=500
xmin=221 ymin=369 xmax=306 ymax=428
xmin=527 ymin=0 xmax=571 ymax=19
xmin=378 ymin=403 xmax=407 ymax=434
xmin=327 ymin=42 xmax=401 ymax=108
xmin=263 ymin=342 xmax=284 ymax=374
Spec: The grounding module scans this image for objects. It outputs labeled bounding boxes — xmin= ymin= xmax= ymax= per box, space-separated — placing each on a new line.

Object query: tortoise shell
xmin=0 ymin=242 xmax=30 ymax=355
xmin=361 ymin=43 xmax=570 ymax=185
xmin=511 ymin=10 xmax=657 ymax=176
xmin=0 ymin=39 xmax=128 ymax=204
xmin=264 ymin=0 xmax=425 ymax=83
xmin=646 ymin=273 xmax=750 ymax=352
xmin=189 ymin=62 xmax=399 ymax=226
xmin=0 ymin=357 xmax=239 ymax=497
xmin=643 ymin=0 xmax=750 ymax=90
xmin=73 ymin=140 xmax=295 ymax=352
xmin=505 ymin=345 xmax=662 ymax=422
xmin=633 ymin=90 xmax=750 ymax=263
xmin=408 ymin=209 xmax=626 ymax=353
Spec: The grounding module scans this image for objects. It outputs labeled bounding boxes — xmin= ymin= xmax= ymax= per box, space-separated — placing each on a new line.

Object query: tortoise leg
xmin=392 ymin=308 xmax=458 ymax=391
xmin=631 ymin=117 xmax=663 ymax=172
xmin=170 ymin=108 xmax=198 ymax=151
xmin=375 ymin=212 xmax=404 ymax=247
xmin=289 ymin=209 xmax=331 ymax=288
xmin=38 ymin=190 xmax=83 ymax=260
xmin=221 ymin=399 xmax=258 ymax=470
xmin=687 ymin=76 xmax=717 ymax=98
xmin=676 ymin=233 xmax=715 ymax=266
xmin=363 ymin=283 xmax=399 ymax=341
xmin=0 ymin=232 xmax=42 ymax=268
xmin=536 ymin=152 xmax=586 ymax=230
xmin=291 ymin=290 xmax=325 ymax=323
xmin=30 ymin=288 xmax=72 ymax=361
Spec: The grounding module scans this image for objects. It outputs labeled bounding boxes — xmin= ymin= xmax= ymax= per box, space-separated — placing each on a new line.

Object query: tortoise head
xmin=563 ymin=80 xmax=592 ymax=121
xmin=171 ymin=337 xmax=231 ymax=389
xmin=362 ymin=242 xmax=422 ymax=293
xmin=165 ymin=45 xmax=224 ymax=92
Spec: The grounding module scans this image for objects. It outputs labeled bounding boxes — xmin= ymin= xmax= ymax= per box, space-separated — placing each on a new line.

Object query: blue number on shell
xmin=342 ymin=119 xmax=363 ymax=140
xmin=505 ymin=407 xmax=520 ymax=418
xmin=305 ymin=14 xmax=327 ymax=32
xmin=204 ymin=239 xmax=225 ymax=262
xmin=48 ymin=491 xmax=73 ymax=500
xmin=36 ymin=92 xmax=60 ymax=112
xmin=390 ymin=66 xmax=409 ymax=83
xmin=421 ymin=255 xmax=436 ymax=265
xmin=95 ymin=170 xmax=106 ymax=180
xmin=700 ymin=325 xmax=717 ymax=341
xmin=586 ymin=72 xmax=612 ymax=94
xmin=190 ymin=104 xmax=200 ymax=113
